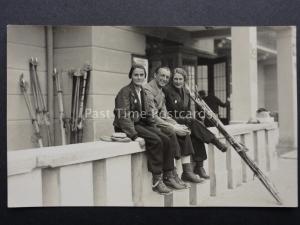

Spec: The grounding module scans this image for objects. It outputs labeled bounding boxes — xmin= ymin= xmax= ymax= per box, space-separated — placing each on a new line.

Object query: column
xmin=276 ymin=26 xmax=297 ymax=153
xmin=231 ymin=27 xmax=258 ymax=122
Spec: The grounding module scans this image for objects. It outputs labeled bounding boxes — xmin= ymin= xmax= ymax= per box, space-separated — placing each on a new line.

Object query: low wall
xmin=7 ymin=122 xmax=279 ymax=207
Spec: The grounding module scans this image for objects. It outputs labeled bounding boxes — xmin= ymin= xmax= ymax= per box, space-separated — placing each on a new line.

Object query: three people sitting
xmin=113 ymin=64 xmax=228 ymax=195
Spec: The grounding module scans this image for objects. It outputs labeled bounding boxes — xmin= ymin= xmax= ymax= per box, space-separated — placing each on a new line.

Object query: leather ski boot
xmin=181 ymin=163 xmax=204 ymax=183
xmin=211 ymin=138 xmax=228 ymax=152
xmin=152 ymin=174 xmax=172 ymax=195
xmin=163 ymin=170 xmax=186 ymax=190
xmin=194 ymin=161 xmax=210 ymax=179
xmin=173 ymin=169 xmax=190 ymax=188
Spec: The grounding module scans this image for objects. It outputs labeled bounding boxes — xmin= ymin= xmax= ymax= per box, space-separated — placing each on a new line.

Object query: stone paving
xmin=199 ymin=151 xmax=298 ymax=207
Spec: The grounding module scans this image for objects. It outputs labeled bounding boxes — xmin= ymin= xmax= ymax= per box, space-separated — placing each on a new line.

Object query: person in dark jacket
xmin=144 ymin=67 xmax=203 ymax=185
xmin=163 ymin=68 xmax=229 ymax=179
xmin=113 ymin=64 xmax=183 ymax=195
xmin=198 ymin=90 xmax=229 ymax=127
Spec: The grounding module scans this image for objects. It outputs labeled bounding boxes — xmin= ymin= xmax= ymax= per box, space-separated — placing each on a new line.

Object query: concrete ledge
xmin=8 ymin=141 xmax=144 ymax=175
xmin=37 ymin=141 xmax=144 ymax=168
xmin=222 ymin=124 xmax=254 ymax=135
xmin=8 ymin=123 xmax=276 ymax=175
xmin=8 ymin=149 xmax=41 ymax=176
xmin=7 ymin=122 xmax=279 ymax=207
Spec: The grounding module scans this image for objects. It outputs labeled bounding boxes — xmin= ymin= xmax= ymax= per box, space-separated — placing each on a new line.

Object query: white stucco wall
xmin=264 ymin=64 xmax=278 ymax=112
xmin=257 ymin=62 xmax=265 ymax=109
xmin=7 ymin=25 xmax=47 ymax=150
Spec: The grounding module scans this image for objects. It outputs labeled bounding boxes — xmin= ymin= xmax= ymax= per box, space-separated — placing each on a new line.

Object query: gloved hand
xmin=135 ymin=137 xmax=145 ymax=148
xmin=173 ymin=124 xmax=191 ymax=136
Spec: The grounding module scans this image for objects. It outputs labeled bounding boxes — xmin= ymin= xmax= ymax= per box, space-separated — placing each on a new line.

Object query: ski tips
xmin=19 ymin=73 xmax=24 ymax=84
xmin=83 ymin=63 xmax=92 ymax=71
xmin=53 ymin=68 xmax=58 ymax=76
xmin=275 ymin=197 xmax=283 ymax=205
xmin=19 ymin=73 xmax=27 ymax=89
xmin=69 ymin=64 xmax=92 ymax=77
xmin=274 ymin=193 xmax=283 ymax=205
xmin=29 ymin=57 xmax=38 ymax=65
xmin=277 ymin=200 xmax=283 ymax=205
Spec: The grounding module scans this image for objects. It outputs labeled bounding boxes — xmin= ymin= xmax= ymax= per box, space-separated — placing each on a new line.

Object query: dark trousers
xmin=134 ymin=124 xmax=174 ymax=174
xmin=159 ymin=126 xmax=194 ymax=160
xmin=176 ymin=118 xmax=216 ymax=162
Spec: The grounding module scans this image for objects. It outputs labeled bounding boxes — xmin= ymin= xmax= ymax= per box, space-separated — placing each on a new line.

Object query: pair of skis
xmin=19 ymin=58 xmax=52 ymax=147
xmin=70 ymin=64 xmax=92 ymax=144
xmin=53 ymin=64 xmax=91 ymax=145
xmin=20 ymin=58 xmax=91 ymax=146
xmin=187 ymin=85 xmax=282 ymax=205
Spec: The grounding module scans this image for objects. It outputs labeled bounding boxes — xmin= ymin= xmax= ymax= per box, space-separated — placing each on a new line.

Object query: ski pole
xmin=19 ymin=74 xmax=43 ymax=148
xmin=53 ymin=68 xmax=67 ymax=145
xmin=77 ymin=64 xmax=92 ymax=143
xmin=30 ymin=57 xmax=52 ymax=146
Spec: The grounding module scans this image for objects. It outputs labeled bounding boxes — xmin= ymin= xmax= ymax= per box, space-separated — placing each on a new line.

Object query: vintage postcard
xmin=7 ymin=25 xmax=297 ymax=207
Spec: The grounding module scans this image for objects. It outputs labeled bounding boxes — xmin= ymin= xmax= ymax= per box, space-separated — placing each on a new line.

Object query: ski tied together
xmin=187 ymin=86 xmax=282 ymax=205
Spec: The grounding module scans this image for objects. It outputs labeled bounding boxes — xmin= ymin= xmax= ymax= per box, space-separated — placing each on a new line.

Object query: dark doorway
xmin=198 ymin=56 xmax=230 ymax=125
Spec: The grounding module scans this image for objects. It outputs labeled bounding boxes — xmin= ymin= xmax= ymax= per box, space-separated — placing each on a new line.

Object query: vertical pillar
xmin=276 ymin=26 xmax=297 ymax=153
xmin=42 ymin=168 xmax=60 ymax=206
xmin=8 ymin=169 xmax=43 ymax=207
xmin=242 ymin=132 xmax=255 ymax=183
xmin=265 ymin=128 xmax=279 ymax=171
xmin=253 ymin=129 xmax=268 ymax=173
xmin=93 ymin=155 xmax=133 ymax=206
xmin=131 ymin=153 xmax=144 ymax=206
xmin=208 ymin=144 xmax=216 ymax=196
xmin=231 ymin=27 xmax=258 ymax=122
xmin=226 ymin=136 xmax=243 ymax=189
xmin=207 ymin=140 xmax=229 ymax=197
xmin=140 ymin=154 xmax=165 ymax=206
xmin=59 ymin=163 xmax=94 ymax=206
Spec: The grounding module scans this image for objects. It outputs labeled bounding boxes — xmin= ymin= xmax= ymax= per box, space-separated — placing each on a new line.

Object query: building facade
xmin=7 ymin=25 xmax=297 ymax=153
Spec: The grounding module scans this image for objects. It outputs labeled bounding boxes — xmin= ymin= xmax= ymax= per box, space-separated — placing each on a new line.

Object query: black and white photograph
xmin=6 ymin=25 xmax=297 ymax=207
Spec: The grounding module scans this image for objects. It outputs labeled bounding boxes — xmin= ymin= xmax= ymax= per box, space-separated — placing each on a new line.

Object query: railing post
xmin=59 ymin=162 xmax=94 ymax=206
xmin=8 ymin=169 xmax=43 ymax=207
xmin=139 ymin=154 xmax=165 ymax=206
xmin=93 ymin=155 xmax=133 ymax=206
xmin=255 ymin=129 xmax=268 ymax=173
xmin=208 ymin=144 xmax=216 ymax=196
xmin=227 ymin=136 xmax=243 ymax=189
xmin=214 ymin=137 xmax=229 ymax=195
xmin=265 ymin=128 xmax=279 ymax=171
xmin=226 ymin=139 xmax=234 ymax=189
xmin=42 ymin=168 xmax=60 ymax=206
xmin=241 ymin=132 xmax=255 ymax=183
xmin=131 ymin=152 xmax=144 ymax=206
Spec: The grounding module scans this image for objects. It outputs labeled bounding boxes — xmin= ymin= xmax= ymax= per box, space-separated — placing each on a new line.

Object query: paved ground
xmin=200 ymin=151 xmax=298 ymax=207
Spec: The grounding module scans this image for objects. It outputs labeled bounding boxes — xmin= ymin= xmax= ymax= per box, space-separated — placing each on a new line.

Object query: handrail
xmin=8 ymin=122 xmax=278 ymax=176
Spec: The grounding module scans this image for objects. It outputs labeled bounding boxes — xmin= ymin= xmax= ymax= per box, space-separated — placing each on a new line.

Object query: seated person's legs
xmin=191 ymin=138 xmax=210 ymax=179
xmin=188 ymin=118 xmax=228 ymax=152
xmin=159 ymin=126 xmax=204 ymax=184
xmin=133 ymin=124 xmax=172 ymax=195
xmin=146 ymin=126 xmax=187 ymax=190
